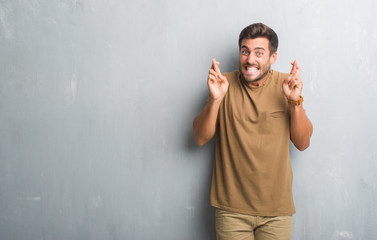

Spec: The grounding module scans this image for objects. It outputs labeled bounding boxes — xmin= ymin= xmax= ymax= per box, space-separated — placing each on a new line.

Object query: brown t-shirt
xmin=210 ymin=70 xmax=295 ymax=216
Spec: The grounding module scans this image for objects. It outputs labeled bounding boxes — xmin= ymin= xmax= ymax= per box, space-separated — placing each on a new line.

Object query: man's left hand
xmin=283 ymin=60 xmax=303 ymax=101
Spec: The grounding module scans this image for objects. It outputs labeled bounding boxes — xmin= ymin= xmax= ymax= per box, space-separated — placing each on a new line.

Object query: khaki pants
xmin=216 ymin=209 xmax=293 ymax=240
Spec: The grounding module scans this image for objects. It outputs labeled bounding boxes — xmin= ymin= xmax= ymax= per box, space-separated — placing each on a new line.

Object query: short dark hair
xmin=238 ymin=23 xmax=278 ymax=55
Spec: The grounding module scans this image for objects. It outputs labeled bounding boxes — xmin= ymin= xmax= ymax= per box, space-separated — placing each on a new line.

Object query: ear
xmin=269 ymin=52 xmax=277 ymax=64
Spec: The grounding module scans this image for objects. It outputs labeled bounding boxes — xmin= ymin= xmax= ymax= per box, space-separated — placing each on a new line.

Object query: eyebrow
xmin=241 ymin=45 xmax=266 ymax=51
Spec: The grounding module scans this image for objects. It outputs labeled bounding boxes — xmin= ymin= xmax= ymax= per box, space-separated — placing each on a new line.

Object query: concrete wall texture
xmin=1 ymin=0 xmax=377 ymax=239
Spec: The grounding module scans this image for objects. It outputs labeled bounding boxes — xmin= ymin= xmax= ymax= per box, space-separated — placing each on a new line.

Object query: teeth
xmin=247 ymin=67 xmax=258 ymax=73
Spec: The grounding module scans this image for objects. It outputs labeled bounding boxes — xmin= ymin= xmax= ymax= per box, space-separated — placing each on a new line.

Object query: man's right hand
xmin=193 ymin=58 xmax=227 ymax=146
xmin=208 ymin=58 xmax=229 ymax=101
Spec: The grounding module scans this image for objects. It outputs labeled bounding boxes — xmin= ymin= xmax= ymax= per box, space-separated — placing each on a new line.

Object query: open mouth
xmin=244 ymin=65 xmax=260 ymax=75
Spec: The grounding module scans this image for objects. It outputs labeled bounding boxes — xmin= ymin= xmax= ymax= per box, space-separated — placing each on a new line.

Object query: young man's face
xmin=239 ymin=37 xmax=277 ymax=84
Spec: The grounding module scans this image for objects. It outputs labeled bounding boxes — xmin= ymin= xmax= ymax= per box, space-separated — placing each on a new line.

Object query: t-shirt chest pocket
xmin=230 ymin=103 xmax=288 ymax=135
xmin=225 ymin=85 xmax=289 ymax=135
xmin=259 ymin=110 xmax=289 ymax=135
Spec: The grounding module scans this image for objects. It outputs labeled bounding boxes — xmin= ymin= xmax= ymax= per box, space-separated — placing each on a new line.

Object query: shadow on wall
xmin=185 ymin=90 xmax=217 ymax=239
xmin=182 ymin=49 xmax=239 ymax=239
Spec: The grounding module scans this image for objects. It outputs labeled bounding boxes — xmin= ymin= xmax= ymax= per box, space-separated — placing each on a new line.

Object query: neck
xmin=243 ymin=70 xmax=271 ymax=88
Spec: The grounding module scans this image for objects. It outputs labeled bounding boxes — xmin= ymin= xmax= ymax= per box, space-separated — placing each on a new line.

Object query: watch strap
xmin=288 ymin=95 xmax=304 ymax=106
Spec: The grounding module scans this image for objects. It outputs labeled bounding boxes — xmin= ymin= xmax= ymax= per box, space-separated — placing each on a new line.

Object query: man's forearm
xmin=289 ymin=104 xmax=313 ymax=151
xmin=193 ymin=98 xmax=222 ymax=146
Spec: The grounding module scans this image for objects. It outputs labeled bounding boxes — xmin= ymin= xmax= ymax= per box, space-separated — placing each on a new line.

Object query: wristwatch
xmin=288 ymin=95 xmax=304 ymax=106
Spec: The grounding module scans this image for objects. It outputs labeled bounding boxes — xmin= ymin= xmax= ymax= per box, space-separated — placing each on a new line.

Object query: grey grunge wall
xmin=1 ymin=0 xmax=377 ymax=239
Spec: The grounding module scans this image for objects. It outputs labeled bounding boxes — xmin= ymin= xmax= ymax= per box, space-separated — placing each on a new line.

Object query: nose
xmin=246 ymin=53 xmax=256 ymax=64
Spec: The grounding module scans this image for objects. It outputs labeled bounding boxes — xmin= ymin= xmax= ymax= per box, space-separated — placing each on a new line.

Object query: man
xmin=193 ymin=23 xmax=313 ymax=240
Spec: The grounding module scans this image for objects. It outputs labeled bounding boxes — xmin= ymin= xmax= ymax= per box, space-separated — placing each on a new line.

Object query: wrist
xmin=208 ymin=95 xmax=224 ymax=103
xmin=288 ymin=95 xmax=304 ymax=106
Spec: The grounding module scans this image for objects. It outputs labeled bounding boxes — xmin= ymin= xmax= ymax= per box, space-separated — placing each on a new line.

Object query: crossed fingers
xmin=287 ymin=60 xmax=302 ymax=90
xmin=290 ymin=60 xmax=300 ymax=77
xmin=209 ymin=58 xmax=223 ymax=80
